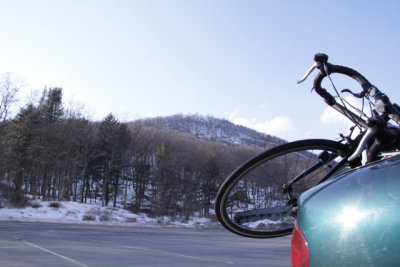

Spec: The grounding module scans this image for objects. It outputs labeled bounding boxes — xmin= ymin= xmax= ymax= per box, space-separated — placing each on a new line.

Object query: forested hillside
xmin=138 ymin=114 xmax=286 ymax=148
xmin=0 ymin=86 xmax=285 ymax=221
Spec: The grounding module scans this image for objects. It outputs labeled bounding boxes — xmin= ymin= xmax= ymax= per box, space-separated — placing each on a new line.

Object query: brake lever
xmin=297 ymin=62 xmax=319 ymax=84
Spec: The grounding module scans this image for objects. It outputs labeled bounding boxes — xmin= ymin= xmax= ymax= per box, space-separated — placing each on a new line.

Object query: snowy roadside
xmin=0 ymin=199 xmax=220 ymax=229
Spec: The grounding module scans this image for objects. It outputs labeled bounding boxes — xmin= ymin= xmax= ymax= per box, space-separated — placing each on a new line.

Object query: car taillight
xmin=291 ymin=223 xmax=310 ymax=267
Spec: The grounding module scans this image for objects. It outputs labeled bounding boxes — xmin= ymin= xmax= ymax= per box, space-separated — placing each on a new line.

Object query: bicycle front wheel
xmin=215 ymin=139 xmax=349 ymax=238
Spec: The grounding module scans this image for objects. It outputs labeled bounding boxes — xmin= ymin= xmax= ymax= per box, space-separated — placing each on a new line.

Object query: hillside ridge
xmin=134 ymin=114 xmax=286 ymax=149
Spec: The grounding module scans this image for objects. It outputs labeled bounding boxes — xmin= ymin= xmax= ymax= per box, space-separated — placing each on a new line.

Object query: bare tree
xmin=0 ymin=73 xmax=20 ymax=129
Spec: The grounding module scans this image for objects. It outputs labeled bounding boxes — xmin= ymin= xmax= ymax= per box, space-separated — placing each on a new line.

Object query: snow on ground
xmin=0 ymin=199 xmax=218 ymax=228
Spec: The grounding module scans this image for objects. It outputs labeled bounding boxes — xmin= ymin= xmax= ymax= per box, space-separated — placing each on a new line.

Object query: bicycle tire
xmin=215 ymin=139 xmax=349 ymax=238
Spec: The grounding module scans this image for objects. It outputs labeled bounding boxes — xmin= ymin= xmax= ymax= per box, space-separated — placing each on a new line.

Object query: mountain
xmin=135 ymin=114 xmax=286 ymax=149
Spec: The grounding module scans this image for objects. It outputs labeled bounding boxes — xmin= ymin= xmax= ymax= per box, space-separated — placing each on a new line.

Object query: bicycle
xmin=215 ymin=53 xmax=400 ymax=238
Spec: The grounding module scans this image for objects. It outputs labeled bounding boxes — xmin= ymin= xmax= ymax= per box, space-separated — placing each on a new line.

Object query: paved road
xmin=0 ymin=222 xmax=291 ymax=266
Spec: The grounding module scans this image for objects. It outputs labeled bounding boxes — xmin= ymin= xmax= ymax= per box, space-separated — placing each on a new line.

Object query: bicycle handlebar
xmin=304 ymin=53 xmax=400 ymax=127
xmin=312 ymin=54 xmax=373 ymax=106
xmin=302 ymin=53 xmax=400 ymax=163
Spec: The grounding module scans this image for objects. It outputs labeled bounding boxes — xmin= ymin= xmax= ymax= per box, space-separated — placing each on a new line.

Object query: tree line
xmin=0 ymin=83 xmax=262 ymax=220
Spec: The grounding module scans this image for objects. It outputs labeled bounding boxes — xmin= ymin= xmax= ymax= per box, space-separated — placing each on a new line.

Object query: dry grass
xmin=125 ymin=217 xmax=137 ymax=223
xmin=204 ymin=214 xmax=218 ymax=222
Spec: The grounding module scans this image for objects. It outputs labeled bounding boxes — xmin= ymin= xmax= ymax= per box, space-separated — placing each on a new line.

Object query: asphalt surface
xmin=0 ymin=221 xmax=291 ymax=266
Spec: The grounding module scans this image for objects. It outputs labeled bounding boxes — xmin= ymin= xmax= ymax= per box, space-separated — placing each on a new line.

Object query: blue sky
xmin=1 ymin=1 xmax=400 ymax=141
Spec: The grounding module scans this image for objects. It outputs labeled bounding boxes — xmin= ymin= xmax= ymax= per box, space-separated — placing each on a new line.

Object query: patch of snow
xmin=0 ymin=199 xmax=219 ymax=229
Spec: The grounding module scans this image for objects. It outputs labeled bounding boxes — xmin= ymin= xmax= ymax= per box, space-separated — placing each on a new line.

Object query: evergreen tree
xmin=199 ymin=157 xmax=220 ymax=216
xmin=6 ymin=104 xmax=41 ymax=204
xmin=98 ymin=113 xmax=132 ymax=207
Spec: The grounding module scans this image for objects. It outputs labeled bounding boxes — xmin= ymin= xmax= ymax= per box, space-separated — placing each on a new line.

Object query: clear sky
xmin=1 ymin=0 xmax=400 ymax=141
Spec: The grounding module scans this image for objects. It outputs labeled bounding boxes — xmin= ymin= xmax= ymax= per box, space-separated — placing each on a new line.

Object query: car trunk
xmin=297 ymin=156 xmax=400 ymax=266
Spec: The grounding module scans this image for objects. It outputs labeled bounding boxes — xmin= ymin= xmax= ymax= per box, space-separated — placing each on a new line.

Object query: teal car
xmin=292 ymin=155 xmax=400 ymax=267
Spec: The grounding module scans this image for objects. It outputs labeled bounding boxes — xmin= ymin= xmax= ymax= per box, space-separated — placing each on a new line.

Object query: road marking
xmin=123 ymin=245 xmax=234 ymax=264
xmin=22 ymin=241 xmax=88 ymax=267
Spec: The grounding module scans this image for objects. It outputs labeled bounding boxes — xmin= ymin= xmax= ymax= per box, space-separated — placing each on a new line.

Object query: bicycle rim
xmin=215 ymin=139 xmax=349 ymax=238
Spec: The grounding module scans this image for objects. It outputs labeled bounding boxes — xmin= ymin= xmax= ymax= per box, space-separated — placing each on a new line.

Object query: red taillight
xmin=291 ymin=223 xmax=310 ymax=267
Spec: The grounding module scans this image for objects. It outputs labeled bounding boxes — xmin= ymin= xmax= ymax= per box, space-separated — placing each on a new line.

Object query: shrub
xmin=99 ymin=210 xmax=112 ymax=221
xmin=83 ymin=208 xmax=99 ymax=221
xmin=82 ymin=207 xmax=114 ymax=222
xmin=31 ymin=202 xmax=42 ymax=209
xmin=124 ymin=203 xmax=140 ymax=213
xmin=82 ymin=214 xmax=96 ymax=221
xmin=49 ymin=202 xmax=62 ymax=208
